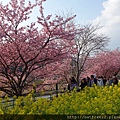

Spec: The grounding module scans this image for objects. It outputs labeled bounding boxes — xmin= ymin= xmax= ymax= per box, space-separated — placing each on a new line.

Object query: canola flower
xmin=0 ymin=84 xmax=120 ymax=115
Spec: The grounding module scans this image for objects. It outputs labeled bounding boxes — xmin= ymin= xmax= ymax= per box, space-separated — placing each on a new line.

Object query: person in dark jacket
xmin=112 ymin=76 xmax=118 ymax=85
xmin=80 ymin=78 xmax=87 ymax=90
xmin=86 ymin=77 xmax=90 ymax=86
xmin=103 ymin=76 xmax=107 ymax=86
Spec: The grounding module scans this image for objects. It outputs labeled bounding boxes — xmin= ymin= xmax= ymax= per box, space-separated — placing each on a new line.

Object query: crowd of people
xmin=67 ymin=75 xmax=119 ymax=91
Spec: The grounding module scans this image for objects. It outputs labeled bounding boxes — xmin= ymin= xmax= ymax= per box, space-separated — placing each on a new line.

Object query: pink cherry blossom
xmin=84 ymin=48 xmax=120 ymax=78
xmin=0 ymin=0 xmax=77 ymax=96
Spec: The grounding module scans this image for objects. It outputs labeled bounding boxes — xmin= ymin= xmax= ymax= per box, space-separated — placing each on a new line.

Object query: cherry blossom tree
xmin=71 ymin=24 xmax=109 ymax=84
xmin=84 ymin=48 xmax=120 ymax=78
xmin=0 ymin=0 xmax=77 ymax=96
xmin=45 ymin=59 xmax=73 ymax=83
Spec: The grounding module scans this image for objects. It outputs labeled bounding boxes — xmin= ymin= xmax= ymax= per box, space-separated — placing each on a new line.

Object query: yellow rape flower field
xmin=0 ymin=84 xmax=120 ymax=119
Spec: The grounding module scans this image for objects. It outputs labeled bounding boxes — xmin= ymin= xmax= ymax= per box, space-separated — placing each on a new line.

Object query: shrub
xmin=0 ymin=84 xmax=120 ymax=117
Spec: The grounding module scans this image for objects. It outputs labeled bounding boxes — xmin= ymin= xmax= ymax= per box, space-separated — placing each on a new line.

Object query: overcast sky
xmin=1 ymin=0 xmax=120 ymax=50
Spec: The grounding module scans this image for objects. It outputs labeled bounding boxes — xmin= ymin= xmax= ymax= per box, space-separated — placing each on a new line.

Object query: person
xmin=97 ymin=76 xmax=104 ymax=86
xmin=108 ymin=76 xmax=113 ymax=86
xmin=103 ymin=76 xmax=107 ymax=86
xmin=88 ymin=75 xmax=97 ymax=87
xmin=112 ymin=76 xmax=118 ymax=85
xmin=86 ymin=76 xmax=90 ymax=86
xmin=68 ymin=77 xmax=79 ymax=91
xmin=80 ymin=78 xmax=87 ymax=90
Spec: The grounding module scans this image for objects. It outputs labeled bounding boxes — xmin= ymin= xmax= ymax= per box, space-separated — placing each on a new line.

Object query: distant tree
xmin=0 ymin=0 xmax=77 ymax=96
xmin=71 ymin=24 xmax=109 ymax=84
xmin=85 ymin=48 xmax=120 ymax=78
